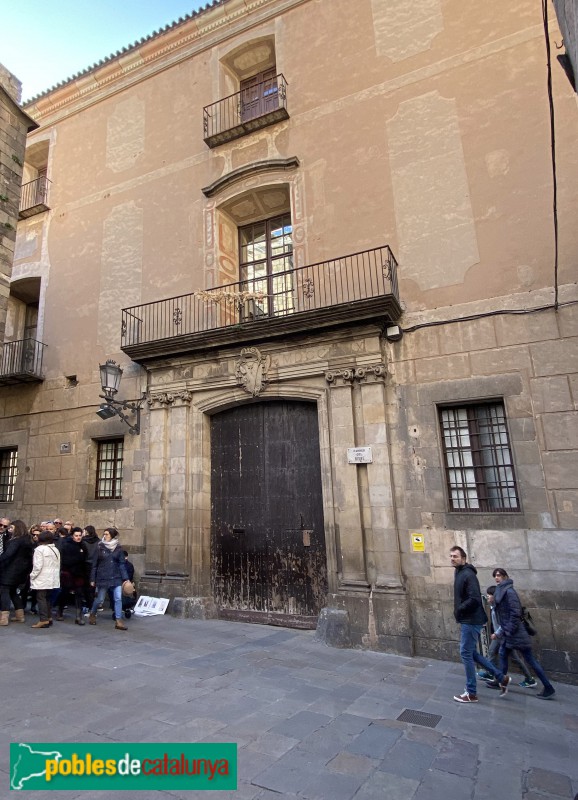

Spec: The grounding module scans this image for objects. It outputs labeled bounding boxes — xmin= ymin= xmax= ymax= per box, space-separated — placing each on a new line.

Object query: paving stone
xmin=269 ymin=710 xmax=332 ymax=739
xmin=347 ymin=722 xmax=402 ymax=759
xmin=299 ymin=769 xmax=365 ymax=800
xmin=525 ymin=767 xmax=574 ymax=797
xmin=379 ymin=739 xmax=437 ymax=780
xmin=245 ymin=732 xmax=299 ymax=758
xmin=354 ymin=770 xmax=420 ymax=800
xmin=326 ymin=751 xmax=378 ymax=777
xmin=432 ymin=736 xmax=479 ymax=778
xmin=474 ymin=762 xmax=524 ymax=798
xmin=413 ymin=769 xmax=474 ymax=800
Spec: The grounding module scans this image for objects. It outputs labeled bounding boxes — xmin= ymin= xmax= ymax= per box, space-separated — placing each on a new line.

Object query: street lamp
xmin=96 ymin=360 xmax=143 ymax=435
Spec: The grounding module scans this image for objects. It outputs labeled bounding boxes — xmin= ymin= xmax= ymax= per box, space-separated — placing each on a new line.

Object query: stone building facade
xmin=4 ymin=1 xmax=578 ymax=680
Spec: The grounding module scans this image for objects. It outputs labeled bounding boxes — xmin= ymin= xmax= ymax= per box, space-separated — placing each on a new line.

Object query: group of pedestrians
xmin=451 ymin=546 xmax=555 ymax=703
xmin=0 ymin=517 xmax=135 ymax=632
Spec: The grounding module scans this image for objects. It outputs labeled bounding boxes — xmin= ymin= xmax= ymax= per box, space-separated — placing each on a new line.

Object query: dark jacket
xmin=0 ymin=535 xmax=34 ymax=586
xmin=59 ymin=538 xmax=88 ymax=587
xmin=493 ymin=578 xmax=532 ymax=649
xmin=82 ymin=532 xmax=100 ymax=567
xmin=91 ymin=542 xmax=129 ymax=588
xmin=453 ymin=563 xmax=487 ymax=625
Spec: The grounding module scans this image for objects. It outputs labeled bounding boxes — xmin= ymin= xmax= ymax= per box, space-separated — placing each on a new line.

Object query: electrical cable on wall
xmin=542 ymin=0 xmax=559 ymax=310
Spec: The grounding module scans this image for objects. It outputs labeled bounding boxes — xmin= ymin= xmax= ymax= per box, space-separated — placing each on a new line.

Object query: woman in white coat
xmin=30 ymin=531 xmax=60 ymax=629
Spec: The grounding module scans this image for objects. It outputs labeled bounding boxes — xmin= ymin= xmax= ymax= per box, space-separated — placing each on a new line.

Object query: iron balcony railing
xmin=0 ymin=338 xmax=46 ymax=384
xmin=203 ymin=74 xmax=289 ymax=148
xmin=121 ymin=246 xmax=399 ymax=354
xmin=19 ymin=176 xmax=51 ymax=219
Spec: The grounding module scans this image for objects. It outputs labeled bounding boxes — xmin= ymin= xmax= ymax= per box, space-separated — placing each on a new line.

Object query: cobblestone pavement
xmin=1 ymin=614 xmax=576 ymax=799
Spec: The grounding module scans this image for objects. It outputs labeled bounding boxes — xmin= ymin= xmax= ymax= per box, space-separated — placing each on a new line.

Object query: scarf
xmin=102 ymin=538 xmax=120 ymax=552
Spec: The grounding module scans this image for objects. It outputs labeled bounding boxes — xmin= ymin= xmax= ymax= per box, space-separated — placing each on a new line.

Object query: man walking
xmin=450 ymin=546 xmax=510 ymax=703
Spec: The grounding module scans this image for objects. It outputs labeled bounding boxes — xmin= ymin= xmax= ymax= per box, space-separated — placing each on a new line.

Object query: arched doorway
xmin=210 ymin=399 xmax=327 ymax=628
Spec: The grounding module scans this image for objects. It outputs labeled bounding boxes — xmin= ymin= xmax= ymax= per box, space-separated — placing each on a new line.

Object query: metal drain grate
xmin=396 ymin=709 xmax=442 ymax=728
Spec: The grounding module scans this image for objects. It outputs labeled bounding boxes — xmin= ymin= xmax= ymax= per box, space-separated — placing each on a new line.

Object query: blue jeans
xmin=500 ymin=645 xmax=553 ymax=692
xmin=460 ymin=624 xmax=504 ymax=694
xmin=91 ymin=585 xmax=122 ymax=620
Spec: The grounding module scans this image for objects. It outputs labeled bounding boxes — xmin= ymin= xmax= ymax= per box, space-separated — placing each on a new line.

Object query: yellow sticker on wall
xmin=411 ymin=533 xmax=425 ymax=552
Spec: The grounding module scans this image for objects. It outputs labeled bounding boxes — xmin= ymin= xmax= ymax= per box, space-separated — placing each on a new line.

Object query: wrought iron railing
xmin=203 ymin=74 xmax=289 ymax=147
xmin=0 ymin=338 xmax=46 ymax=381
xmin=19 ymin=176 xmax=51 ymax=217
xmin=121 ymin=246 xmax=399 ymax=348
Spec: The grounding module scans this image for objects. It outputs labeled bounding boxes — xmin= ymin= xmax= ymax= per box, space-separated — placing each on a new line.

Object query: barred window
xmin=0 ymin=448 xmax=18 ymax=503
xmin=95 ymin=439 xmax=124 ymax=500
xmin=439 ymin=402 xmax=520 ymax=513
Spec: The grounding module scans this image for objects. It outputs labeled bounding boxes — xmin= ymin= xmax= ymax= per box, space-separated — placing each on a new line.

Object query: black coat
xmin=0 ymin=536 xmax=34 ymax=586
xmin=493 ymin=578 xmax=532 ymax=649
xmin=453 ymin=563 xmax=487 ymax=625
xmin=59 ymin=538 xmax=88 ymax=587
xmin=91 ymin=542 xmax=129 ymax=588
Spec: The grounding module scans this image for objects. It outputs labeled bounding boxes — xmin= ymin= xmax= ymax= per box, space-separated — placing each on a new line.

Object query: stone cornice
xmin=202 ymin=157 xmax=300 ymax=197
xmin=24 ymin=0 xmax=311 ymax=127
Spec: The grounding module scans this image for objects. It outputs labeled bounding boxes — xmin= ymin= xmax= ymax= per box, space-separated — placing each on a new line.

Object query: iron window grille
xmin=439 ymin=402 xmax=520 ymax=512
xmin=0 ymin=448 xmax=17 ymax=503
xmin=95 ymin=438 xmax=124 ymax=500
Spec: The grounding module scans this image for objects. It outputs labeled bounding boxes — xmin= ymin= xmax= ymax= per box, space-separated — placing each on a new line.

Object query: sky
xmin=2 ymin=1 xmax=211 ymax=102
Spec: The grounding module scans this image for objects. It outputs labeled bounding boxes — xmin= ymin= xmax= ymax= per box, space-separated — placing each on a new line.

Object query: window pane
xmin=95 ymin=439 xmax=124 ymax=500
xmin=440 ymin=402 xmax=519 ymax=513
xmin=0 ymin=448 xmax=18 ymax=503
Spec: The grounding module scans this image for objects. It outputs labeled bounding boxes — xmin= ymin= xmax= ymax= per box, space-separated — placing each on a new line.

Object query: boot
xmin=114 ymin=619 xmax=127 ymax=631
xmin=0 ymin=611 xmax=9 ymax=626
xmin=31 ymin=620 xmax=51 ymax=629
xmin=10 ymin=609 xmax=26 ymax=623
xmin=75 ymin=611 xmax=86 ymax=626
xmin=88 ymin=613 xmax=97 ymax=625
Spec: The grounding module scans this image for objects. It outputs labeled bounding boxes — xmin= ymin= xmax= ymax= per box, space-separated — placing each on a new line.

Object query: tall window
xmin=239 ymin=213 xmax=293 ymax=318
xmin=95 ymin=439 xmax=124 ymax=500
xmin=0 ymin=448 xmax=18 ymax=503
xmin=439 ymin=402 xmax=520 ymax=512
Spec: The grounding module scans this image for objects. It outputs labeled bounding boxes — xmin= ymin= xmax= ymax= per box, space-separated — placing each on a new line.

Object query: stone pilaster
xmin=325 ymin=368 xmax=368 ymax=591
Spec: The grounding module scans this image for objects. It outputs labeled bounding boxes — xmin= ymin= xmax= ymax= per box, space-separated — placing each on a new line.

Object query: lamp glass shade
xmin=99 ymin=360 xmax=123 ymax=396
xmin=96 ymin=404 xmax=116 ymax=420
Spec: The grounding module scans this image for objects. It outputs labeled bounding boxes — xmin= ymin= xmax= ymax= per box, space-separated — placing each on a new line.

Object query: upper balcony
xmin=121 ymin=245 xmax=401 ymax=363
xmin=0 ymin=339 xmax=46 ymax=385
xmin=19 ymin=176 xmax=51 ymax=219
xmin=203 ymin=74 xmax=289 ymax=148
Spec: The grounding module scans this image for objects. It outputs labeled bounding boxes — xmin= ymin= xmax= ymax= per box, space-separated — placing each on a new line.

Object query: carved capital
xmin=325 ymin=364 xmax=386 ymax=385
xmin=147 ymin=390 xmax=193 ymax=408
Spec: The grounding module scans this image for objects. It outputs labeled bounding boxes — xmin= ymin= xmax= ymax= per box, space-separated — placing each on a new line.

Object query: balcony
xmin=0 ymin=339 xmax=46 ymax=385
xmin=203 ymin=74 xmax=289 ymax=148
xmin=19 ymin=176 xmax=51 ymax=219
xmin=121 ymin=245 xmax=401 ymax=363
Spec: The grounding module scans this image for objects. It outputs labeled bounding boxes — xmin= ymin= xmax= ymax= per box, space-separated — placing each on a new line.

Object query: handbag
xmin=122 ymin=580 xmax=136 ymax=597
xmin=521 ymin=606 xmax=537 ymax=636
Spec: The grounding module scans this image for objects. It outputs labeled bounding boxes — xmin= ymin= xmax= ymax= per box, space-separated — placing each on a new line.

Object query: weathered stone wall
xmin=388 ymin=299 xmax=578 ymax=682
xmin=0 ymin=66 xmax=30 ymax=345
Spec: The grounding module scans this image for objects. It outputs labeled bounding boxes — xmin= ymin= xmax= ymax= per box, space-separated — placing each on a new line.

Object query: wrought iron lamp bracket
xmin=98 ymin=393 xmax=145 ymax=435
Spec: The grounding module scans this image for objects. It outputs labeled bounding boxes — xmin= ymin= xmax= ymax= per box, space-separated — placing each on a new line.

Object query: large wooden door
xmin=211 ymin=400 xmax=327 ymax=628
